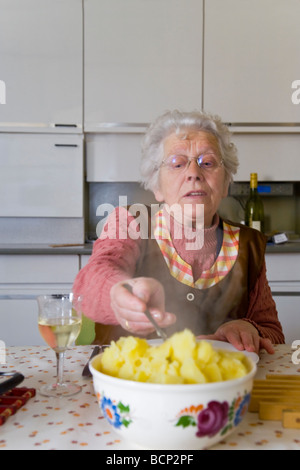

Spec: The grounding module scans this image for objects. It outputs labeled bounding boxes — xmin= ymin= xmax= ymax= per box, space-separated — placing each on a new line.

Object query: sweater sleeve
xmin=244 ymin=259 xmax=285 ymax=344
xmin=72 ymin=207 xmax=142 ymax=324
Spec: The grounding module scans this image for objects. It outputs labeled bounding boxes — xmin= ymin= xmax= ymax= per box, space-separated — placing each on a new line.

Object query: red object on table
xmin=0 ymin=387 xmax=36 ymax=426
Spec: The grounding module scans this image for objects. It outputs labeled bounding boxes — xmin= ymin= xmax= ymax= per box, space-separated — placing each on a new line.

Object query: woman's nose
xmin=185 ymin=159 xmax=205 ymax=180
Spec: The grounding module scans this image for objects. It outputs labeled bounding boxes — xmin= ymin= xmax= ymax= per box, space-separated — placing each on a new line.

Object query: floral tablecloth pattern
xmin=0 ymin=344 xmax=300 ymax=450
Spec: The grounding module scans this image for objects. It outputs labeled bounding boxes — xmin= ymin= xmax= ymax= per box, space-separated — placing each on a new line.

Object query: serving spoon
xmin=123 ymin=283 xmax=168 ymax=340
xmin=82 ymin=283 xmax=168 ymax=378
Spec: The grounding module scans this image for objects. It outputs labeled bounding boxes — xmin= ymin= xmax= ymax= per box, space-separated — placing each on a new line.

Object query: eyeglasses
xmin=160 ymin=153 xmax=224 ymax=173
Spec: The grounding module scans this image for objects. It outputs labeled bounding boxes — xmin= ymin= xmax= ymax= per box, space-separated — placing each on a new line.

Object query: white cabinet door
xmin=0 ymin=0 xmax=83 ymax=132
xmin=232 ymin=133 xmax=300 ymax=181
xmin=80 ymin=255 xmax=91 ymax=269
xmin=0 ymin=134 xmax=84 ymax=217
xmin=0 ymin=255 xmax=79 ymax=284
xmin=0 ymin=254 xmax=80 ymax=346
xmin=0 ymin=299 xmax=42 ymax=346
xmin=266 ymin=254 xmax=300 ymax=282
xmin=84 ymin=0 xmax=203 ymax=129
xmin=204 ymin=0 xmax=300 ymax=124
xmin=86 ymin=133 xmax=143 ymax=182
xmin=265 ymin=253 xmax=300 ymax=344
xmin=272 ymin=295 xmax=300 ymax=345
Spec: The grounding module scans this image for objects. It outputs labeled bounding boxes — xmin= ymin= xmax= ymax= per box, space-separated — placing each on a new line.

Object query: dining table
xmin=1 ymin=343 xmax=300 ymax=452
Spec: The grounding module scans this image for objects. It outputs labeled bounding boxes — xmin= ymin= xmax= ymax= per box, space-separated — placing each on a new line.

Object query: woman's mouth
xmin=184 ymin=190 xmax=207 ymax=198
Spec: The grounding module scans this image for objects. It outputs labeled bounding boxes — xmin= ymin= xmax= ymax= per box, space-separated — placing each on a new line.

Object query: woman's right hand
xmin=110 ymin=277 xmax=176 ymax=336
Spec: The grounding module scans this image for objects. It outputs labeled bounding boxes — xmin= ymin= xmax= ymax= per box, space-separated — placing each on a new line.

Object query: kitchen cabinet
xmin=0 ymin=299 xmax=41 ymax=346
xmin=270 ymin=295 xmax=300 ymax=345
xmin=265 ymin=253 xmax=300 ymax=344
xmin=86 ymin=133 xmax=143 ymax=182
xmin=0 ymin=133 xmax=84 ymax=217
xmin=84 ymin=0 xmax=203 ymax=130
xmin=80 ymin=255 xmax=91 ymax=270
xmin=204 ymin=0 xmax=300 ymax=124
xmin=232 ymin=133 xmax=300 ymax=181
xmin=0 ymin=0 xmax=83 ymax=133
xmin=0 ymin=254 xmax=80 ymax=346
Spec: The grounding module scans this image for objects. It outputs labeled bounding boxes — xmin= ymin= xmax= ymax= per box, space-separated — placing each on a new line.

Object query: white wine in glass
xmin=37 ymin=293 xmax=83 ymax=397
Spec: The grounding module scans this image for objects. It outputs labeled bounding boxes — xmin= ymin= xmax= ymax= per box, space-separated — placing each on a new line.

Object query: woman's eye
xmin=170 ymin=156 xmax=186 ymax=168
xmin=202 ymin=161 xmax=214 ymax=168
xmin=198 ymin=155 xmax=218 ymax=169
xmin=174 ymin=162 xmax=185 ymax=168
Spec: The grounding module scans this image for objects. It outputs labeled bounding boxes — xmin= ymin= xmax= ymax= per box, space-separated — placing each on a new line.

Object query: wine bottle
xmin=244 ymin=173 xmax=264 ymax=232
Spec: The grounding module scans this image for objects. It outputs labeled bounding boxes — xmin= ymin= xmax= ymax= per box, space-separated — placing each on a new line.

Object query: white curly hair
xmin=140 ymin=109 xmax=239 ymax=193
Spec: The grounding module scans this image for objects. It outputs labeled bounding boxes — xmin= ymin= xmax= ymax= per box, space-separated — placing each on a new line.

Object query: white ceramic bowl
xmin=89 ymin=342 xmax=257 ymax=450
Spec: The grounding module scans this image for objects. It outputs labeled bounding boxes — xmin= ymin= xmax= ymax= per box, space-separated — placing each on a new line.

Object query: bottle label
xmin=251 ymin=221 xmax=261 ymax=231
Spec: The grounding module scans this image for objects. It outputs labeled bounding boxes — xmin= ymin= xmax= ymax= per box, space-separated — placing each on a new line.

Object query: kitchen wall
xmin=221 ymin=184 xmax=300 ymax=236
xmin=86 ymin=182 xmax=300 ymax=241
xmin=86 ymin=182 xmax=156 ymax=241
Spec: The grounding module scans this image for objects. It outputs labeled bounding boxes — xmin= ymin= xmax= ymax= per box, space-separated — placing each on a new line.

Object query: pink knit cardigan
xmin=73 ymin=207 xmax=285 ymax=344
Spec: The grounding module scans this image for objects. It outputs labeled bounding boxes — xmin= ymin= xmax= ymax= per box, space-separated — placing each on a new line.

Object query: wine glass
xmin=37 ymin=293 xmax=83 ymax=397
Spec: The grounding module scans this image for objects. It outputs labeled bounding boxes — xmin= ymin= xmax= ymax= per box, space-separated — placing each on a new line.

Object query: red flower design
xmin=196 ymin=401 xmax=229 ymax=438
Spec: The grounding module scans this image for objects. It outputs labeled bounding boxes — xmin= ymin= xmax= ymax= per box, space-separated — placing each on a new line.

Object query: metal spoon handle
xmin=123 ymin=283 xmax=167 ymax=340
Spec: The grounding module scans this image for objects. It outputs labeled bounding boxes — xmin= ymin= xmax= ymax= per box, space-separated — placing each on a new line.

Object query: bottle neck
xmin=250 ymin=186 xmax=258 ymax=194
xmin=250 ymin=174 xmax=258 ymax=192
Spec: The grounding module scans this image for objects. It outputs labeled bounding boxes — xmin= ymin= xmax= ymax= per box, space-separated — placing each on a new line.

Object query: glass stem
xmin=56 ymin=351 xmax=65 ymax=386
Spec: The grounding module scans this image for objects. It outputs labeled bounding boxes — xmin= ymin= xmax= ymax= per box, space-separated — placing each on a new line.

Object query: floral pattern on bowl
xmin=97 ymin=389 xmax=251 ymax=440
xmin=97 ymin=392 xmax=132 ymax=429
xmin=175 ymin=390 xmax=251 ymax=438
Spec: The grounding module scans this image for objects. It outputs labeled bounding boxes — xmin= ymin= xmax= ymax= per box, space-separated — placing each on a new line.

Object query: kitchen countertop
xmin=0 ymin=243 xmax=94 ymax=255
xmin=0 ymin=241 xmax=300 ymax=255
xmin=265 ymin=241 xmax=300 ymax=253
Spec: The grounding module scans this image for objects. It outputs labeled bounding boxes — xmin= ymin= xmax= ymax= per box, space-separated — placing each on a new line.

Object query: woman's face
xmin=154 ymin=130 xmax=229 ymax=227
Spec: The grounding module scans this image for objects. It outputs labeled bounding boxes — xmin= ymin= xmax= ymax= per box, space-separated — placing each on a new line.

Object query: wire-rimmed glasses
xmin=160 ymin=153 xmax=224 ymax=172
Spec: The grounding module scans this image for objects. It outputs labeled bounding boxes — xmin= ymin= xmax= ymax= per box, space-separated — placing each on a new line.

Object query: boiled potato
xmin=219 ymin=354 xmax=248 ymax=380
xmin=196 ymin=340 xmax=216 ymax=364
xmin=100 ymin=341 xmax=125 ymax=376
xmin=180 ymin=357 xmax=207 ymax=384
xmin=168 ymin=329 xmax=197 ymax=363
xmin=203 ymin=363 xmax=223 ymax=382
xmin=99 ymin=329 xmax=250 ymax=384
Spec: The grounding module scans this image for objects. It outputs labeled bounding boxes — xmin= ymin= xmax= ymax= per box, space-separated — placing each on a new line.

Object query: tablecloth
xmin=0 ymin=344 xmax=300 ymax=450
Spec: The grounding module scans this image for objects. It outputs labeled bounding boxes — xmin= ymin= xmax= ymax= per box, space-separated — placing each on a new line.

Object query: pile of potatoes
xmin=99 ymin=329 xmax=249 ymax=384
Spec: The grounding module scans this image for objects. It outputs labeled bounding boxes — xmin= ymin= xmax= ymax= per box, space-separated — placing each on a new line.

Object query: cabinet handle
xmin=54 ymin=144 xmax=78 ymax=148
xmin=54 ymin=124 xmax=77 ymax=128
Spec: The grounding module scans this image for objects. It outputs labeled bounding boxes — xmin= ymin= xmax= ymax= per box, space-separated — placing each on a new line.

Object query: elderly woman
xmin=73 ymin=110 xmax=284 ymax=353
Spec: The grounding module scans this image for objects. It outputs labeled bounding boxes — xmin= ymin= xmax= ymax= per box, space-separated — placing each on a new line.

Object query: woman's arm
xmin=72 ymin=207 xmax=141 ymax=324
xmin=244 ymin=260 xmax=285 ymax=344
xmin=73 ymin=206 xmax=176 ymax=334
